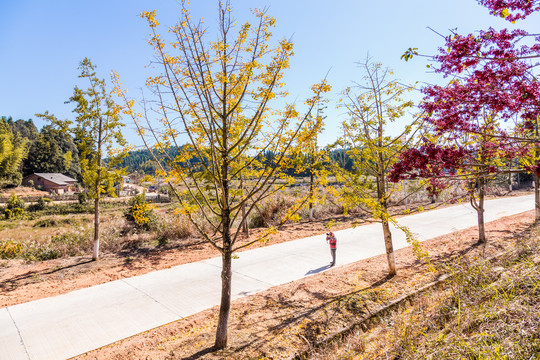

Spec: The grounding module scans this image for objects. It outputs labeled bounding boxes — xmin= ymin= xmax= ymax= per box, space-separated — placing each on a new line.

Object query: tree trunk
xmin=241 ymin=204 xmax=249 ymax=235
xmin=214 ymin=250 xmax=232 ymax=350
xmin=377 ymin=151 xmax=395 ymax=276
xmin=93 ymin=111 xmax=103 ymax=261
xmin=403 ymin=181 xmax=409 ymax=207
xmin=309 ymin=171 xmax=314 ymax=222
xmin=215 ymin=76 xmax=231 ymax=349
xmin=215 ymin=165 xmax=232 ymax=349
xmin=92 ymin=196 xmax=100 ymax=260
xmin=477 ymin=177 xmax=486 ymax=244
xmin=535 ymin=173 xmax=540 ymax=221
xmin=381 ymin=220 xmax=396 ymax=276
xmin=533 ymin=116 xmax=540 ymax=221
xmin=240 ymin=176 xmax=249 ymax=236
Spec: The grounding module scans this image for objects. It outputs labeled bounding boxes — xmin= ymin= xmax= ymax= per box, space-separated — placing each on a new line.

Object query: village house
xmin=22 ymin=173 xmax=77 ymax=195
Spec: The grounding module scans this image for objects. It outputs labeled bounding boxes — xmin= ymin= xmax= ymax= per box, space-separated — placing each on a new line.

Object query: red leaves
xmin=389 ymin=143 xmax=468 ymax=182
xmin=424 ymin=26 xmax=540 ymax=130
xmin=524 ymin=161 xmax=540 ymax=176
xmin=436 ymin=29 xmax=530 ymax=74
xmin=390 ymin=0 xmax=539 ymax=190
xmin=426 ymin=178 xmax=449 ymax=196
xmin=478 ymin=0 xmax=540 ymax=21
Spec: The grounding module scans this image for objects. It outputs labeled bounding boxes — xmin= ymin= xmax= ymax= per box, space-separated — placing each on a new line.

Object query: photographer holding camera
xmin=326 ymin=231 xmax=337 ymax=266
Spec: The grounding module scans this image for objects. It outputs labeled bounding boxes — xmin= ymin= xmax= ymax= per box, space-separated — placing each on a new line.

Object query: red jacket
xmin=327 ymin=234 xmax=337 ymax=249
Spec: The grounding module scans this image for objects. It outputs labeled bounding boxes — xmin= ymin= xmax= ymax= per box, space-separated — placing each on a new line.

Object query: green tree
xmin=23 ymin=125 xmax=81 ymax=178
xmin=0 ymin=118 xmax=29 ymax=187
xmin=39 ymin=58 xmax=127 ymax=261
xmin=10 ymin=118 xmax=39 ymax=143
xmin=114 ymin=1 xmax=329 ymax=349
xmin=4 ymin=192 xmax=25 ymax=219
xmin=333 ymin=60 xmax=423 ymax=276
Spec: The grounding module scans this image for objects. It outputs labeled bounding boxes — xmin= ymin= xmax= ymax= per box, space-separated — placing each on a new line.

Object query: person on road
xmin=326 ymin=231 xmax=337 ymax=266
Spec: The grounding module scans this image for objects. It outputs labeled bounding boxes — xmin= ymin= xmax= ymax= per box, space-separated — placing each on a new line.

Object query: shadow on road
xmin=182 ymin=346 xmax=216 ymax=359
xmin=305 ymin=264 xmax=332 ymax=276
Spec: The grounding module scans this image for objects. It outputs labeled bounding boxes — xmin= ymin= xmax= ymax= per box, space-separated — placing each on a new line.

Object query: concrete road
xmin=0 ymin=195 xmax=534 ymax=360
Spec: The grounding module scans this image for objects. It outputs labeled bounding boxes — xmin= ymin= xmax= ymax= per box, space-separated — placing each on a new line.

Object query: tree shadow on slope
xmin=200 ymin=275 xmax=395 ymax=358
xmin=0 ymin=258 xmax=94 ymax=292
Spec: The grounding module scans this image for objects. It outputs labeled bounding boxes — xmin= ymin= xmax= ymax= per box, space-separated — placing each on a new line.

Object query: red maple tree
xmin=391 ymin=0 xmax=540 ymax=241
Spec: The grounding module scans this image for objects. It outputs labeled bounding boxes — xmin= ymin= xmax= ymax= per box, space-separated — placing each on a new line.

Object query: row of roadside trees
xmin=111 ymin=0 xmax=539 ymax=350
xmin=16 ymin=0 xmax=538 ymax=351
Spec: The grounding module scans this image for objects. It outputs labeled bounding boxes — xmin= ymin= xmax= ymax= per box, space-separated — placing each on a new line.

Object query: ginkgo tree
xmin=113 ymin=0 xmax=329 ymax=350
xmin=331 ymin=60 xmax=424 ymax=276
xmin=39 ymin=58 xmax=127 ymax=261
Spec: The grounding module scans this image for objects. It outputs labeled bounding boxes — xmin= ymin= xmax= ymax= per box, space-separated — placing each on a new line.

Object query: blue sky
xmin=0 ymin=0 xmax=537 ymax=147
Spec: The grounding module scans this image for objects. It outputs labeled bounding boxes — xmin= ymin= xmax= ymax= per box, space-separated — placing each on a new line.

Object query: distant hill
xmin=119 ymin=146 xmax=354 ymax=175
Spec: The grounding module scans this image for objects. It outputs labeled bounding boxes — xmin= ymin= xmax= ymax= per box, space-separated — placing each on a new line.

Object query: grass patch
xmin=34 ymin=203 xmax=93 ymax=216
xmin=33 ymin=217 xmax=79 ymax=228
xmin=0 ymin=231 xmax=91 ymax=261
xmin=0 ymin=222 xmax=18 ymax=231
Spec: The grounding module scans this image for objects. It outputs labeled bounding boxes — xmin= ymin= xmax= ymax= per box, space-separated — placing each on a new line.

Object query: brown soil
xmin=0 ymin=186 xmax=49 ymax=199
xmin=0 ymin=192 xmax=535 ymax=359
xmin=69 ymin=210 xmax=535 ymax=360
